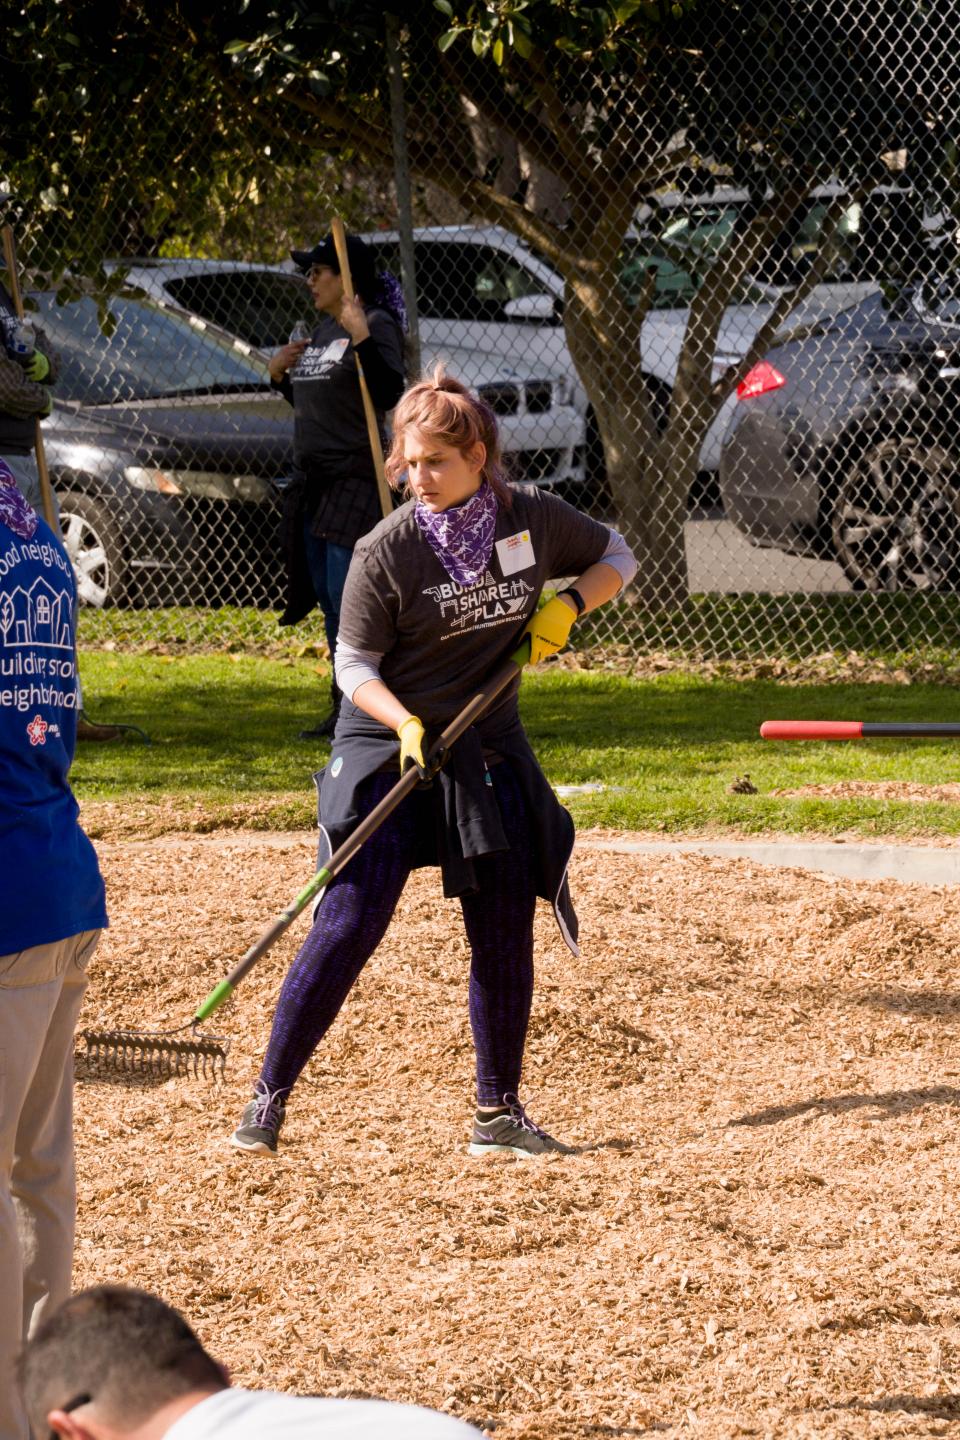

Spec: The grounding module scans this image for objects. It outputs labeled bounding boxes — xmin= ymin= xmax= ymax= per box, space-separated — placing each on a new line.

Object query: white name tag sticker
xmin=495 ymin=530 xmax=536 ymax=576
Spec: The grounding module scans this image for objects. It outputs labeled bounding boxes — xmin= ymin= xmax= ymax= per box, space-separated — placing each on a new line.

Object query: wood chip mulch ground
xmin=74 ymin=827 xmax=960 ymax=1438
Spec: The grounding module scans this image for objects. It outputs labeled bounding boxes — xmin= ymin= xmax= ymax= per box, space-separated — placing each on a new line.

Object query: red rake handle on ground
xmin=760 ymin=721 xmax=960 ymax=740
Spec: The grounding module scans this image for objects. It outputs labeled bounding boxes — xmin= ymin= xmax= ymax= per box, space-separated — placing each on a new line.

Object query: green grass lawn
xmin=72 ymin=649 xmax=960 ymax=837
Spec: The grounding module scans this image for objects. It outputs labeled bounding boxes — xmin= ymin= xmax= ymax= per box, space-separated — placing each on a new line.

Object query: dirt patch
xmin=75 ymin=834 xmax=960 ymax=1437
xmin=773 ymin=781 xmax=960 ymax=804
xmin=79 ymin=794 xmax=312 ymax=840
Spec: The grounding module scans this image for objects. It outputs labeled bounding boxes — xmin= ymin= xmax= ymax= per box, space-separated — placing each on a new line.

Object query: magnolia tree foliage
xmin=2 ymin=0 xmax=958 ymax=595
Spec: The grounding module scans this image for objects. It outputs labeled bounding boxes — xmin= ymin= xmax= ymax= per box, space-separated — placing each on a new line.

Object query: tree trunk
xmin=562 ymin=256 xmax=703 ymax=608
xmin=554 ymin=179 xmax=819 ymax=609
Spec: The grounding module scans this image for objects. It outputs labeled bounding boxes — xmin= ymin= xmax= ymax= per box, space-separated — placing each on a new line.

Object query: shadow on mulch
xmin=857 ymin=987 xmax=960 ymax=1017
xmin=728 ymin=1086 xmax=960 ymax=1128
xmin=74 ymin=1064 xmax=172 ymax=1089
xmin=828 ymin=1393 xmax=960 ymax=1420
xmin=577 ymin=1426 xmax=672 ymax=1436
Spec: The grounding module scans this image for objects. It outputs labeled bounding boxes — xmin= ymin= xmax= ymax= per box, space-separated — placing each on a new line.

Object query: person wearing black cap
xmin=272 ymin=233 xmax=406 ymax=740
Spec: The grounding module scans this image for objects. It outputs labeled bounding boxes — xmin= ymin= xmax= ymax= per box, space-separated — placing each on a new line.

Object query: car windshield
xmin=637 ymin=192 xmax=902 ymax=286
xmin=162 ymin=271 xmax=316 ymax=350
xmin=619 ymin=242 xmax=771 ymax=308
xmin=31 ymin=292 xmax=270 ymax=404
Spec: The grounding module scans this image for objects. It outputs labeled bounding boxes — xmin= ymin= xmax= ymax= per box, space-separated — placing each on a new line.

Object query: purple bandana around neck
xmin=414 ymin=480 xmax=498 ymax=586
xmin=0 ymin=462 xmax=39 ymax=541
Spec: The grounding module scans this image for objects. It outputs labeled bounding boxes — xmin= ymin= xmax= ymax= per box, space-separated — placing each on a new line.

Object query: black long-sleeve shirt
xmin=274 ymin=304 xmax=406 ymax=622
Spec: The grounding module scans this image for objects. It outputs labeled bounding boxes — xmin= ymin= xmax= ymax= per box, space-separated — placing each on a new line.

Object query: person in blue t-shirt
xmin=0 ymin=457 xmax=108 ymax=1440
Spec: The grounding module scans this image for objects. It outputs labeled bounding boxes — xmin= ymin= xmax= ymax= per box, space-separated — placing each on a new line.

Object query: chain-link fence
xmin=5 ymin=0 xmax=960 ymax=670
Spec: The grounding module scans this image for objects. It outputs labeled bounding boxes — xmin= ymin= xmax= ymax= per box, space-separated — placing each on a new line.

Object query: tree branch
xmin=439 ymin=45 xmax=585 ymax=189
xmin=523 ymin=51 xmax=597 ymax=185
xmin=709 ymin=174 xmax=884 ymax=407
xmin=672 ymin=176 xmax=813 ymax=409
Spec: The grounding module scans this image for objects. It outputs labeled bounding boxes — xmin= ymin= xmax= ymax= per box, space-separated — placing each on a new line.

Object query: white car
xmin=110 ymin=257 xmax=585 ymax=495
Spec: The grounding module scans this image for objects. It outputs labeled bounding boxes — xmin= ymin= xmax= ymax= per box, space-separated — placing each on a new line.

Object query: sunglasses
xmin=49 ymin=1392 xmax=92 ymax=1436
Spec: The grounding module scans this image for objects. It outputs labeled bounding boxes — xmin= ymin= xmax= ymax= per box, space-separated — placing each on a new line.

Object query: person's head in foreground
xmin=385 ymin=364 xmax=512 ymax=515
xmin=18 ymin=1286 xmax=227 ymax=1439
xmin=21 ymin=1285 xmax=482 ymax=1440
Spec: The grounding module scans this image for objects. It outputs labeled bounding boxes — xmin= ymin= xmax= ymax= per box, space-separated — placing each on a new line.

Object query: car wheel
xmin=59 ymin=494 xmax=127 ymax=607
xmin=831 ymin=437 xmax=960 ymax=592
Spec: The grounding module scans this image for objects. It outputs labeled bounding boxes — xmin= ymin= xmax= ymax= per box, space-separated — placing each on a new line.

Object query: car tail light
xmin=736 ymin=362 xmax=786 ymax=400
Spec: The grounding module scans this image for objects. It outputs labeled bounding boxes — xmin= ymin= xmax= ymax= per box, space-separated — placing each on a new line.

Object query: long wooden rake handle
xmin=761 ymin=720 xmax=960 ymax=740
xmin=1 ymin=224 xmax=57 ymax=530
xmin=331 ymin=215 xmax=393 ymax=521
xmin=191 ymin=641 xmax=532 ymax=1024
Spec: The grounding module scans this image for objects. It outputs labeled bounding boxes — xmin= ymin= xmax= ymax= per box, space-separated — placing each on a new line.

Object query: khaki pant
xmin=0 ymin=930 xmax=100 ymax=1440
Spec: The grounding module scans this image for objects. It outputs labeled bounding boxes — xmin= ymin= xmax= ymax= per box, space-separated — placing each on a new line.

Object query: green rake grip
xmin=192 ymin=866 xmax=334 ymax=1023
xmin=188 ymin=642 xmax=532 ymax=1025
xmin=194 ymin=979 xmax=234 ymax=1024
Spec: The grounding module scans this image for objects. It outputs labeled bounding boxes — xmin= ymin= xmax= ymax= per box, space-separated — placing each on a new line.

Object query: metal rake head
xmin=78 ymin=1024 xmax=231 ymax=1080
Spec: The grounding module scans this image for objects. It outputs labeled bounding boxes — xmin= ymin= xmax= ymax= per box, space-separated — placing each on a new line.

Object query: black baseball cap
xmin=290 ymin=234 xmax=376 ymax=297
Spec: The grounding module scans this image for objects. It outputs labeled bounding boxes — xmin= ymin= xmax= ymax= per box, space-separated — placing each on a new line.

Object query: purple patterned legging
xmin=259 ymin=761 xmax=537 ymax=1106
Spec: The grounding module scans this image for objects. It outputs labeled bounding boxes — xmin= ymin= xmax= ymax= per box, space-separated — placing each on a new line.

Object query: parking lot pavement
xmin=684 ymin=513 xmax=851 ymax=594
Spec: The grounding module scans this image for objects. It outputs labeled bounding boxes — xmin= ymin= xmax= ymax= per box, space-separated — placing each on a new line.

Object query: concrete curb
xmin=575 ymin=838 xmax=960 ymax=887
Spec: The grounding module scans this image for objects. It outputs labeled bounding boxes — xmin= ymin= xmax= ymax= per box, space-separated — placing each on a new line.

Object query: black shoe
xmin=297 ymin=710 xmax=338 ymax=741
xmin=298 ymin=675 xmax=341 ymax=741
xmin=76 ymin=718 xmax=122 ymax=742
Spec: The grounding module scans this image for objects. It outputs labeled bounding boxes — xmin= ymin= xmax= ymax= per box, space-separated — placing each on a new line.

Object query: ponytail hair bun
xmin=385 ymin=363 xmax=512 ymax=507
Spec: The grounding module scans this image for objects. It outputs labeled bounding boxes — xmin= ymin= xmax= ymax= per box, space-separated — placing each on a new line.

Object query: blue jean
xmin=301 ymin=517 xmax=352 ymax=660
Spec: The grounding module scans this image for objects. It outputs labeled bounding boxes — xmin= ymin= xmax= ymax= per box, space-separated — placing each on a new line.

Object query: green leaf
xmin=492 ymin=36 xmax=504 ymax=65
xmin=433 ymin=0 xmax=454 ymax=14
xmin=437 ymin=27 xmax=461 ymax=50
xmin=223 ymin=39 xmax=250 ymax=54
xmin=471 ymin=28 xmax=487 ymax=56
xmin=512 ymin=26 xmax=533 ymax=57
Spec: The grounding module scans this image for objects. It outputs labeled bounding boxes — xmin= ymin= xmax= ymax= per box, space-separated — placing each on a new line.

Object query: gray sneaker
xmin=229 ymin=1081 xmax=287 ymax=1155
xmin=468 ymin=1094 xmax=574 ymax=1159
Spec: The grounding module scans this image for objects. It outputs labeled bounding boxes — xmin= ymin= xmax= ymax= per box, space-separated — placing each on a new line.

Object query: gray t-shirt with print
xmin=337 ymin=486 xmax=612 ymax=730
xmin=290 ymin=308 xmax=403 ymax=476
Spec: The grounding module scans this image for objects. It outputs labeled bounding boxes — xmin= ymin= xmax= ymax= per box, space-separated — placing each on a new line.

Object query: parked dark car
xmin=31 ymin=290 xmax=292 ymax=606
xmin=718 ymin=284 xmax=960 ymax=590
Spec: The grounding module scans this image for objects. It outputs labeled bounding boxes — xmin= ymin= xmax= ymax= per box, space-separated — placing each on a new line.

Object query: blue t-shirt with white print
xmin=0 ymin=508 xmax=107 ymax=952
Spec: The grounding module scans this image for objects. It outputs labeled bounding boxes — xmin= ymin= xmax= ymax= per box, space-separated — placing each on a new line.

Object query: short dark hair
xmin=18 ymin=1286 xmax=226 ymax=1432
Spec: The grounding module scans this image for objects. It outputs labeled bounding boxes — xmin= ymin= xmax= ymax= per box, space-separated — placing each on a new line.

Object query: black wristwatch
xmin=558 ymin=586 xmax=586 ymax=616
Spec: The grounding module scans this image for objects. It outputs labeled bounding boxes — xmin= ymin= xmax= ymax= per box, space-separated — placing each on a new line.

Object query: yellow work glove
xmin=397 ymin=715 xmax=429 ymax=781
xmin=26 ymin=349 xmax=50 ymax=382
xmin=521 ymin=595 xmax=577 ymax=665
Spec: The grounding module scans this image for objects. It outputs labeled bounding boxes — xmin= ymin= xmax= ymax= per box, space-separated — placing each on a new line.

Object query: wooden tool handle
xmin=331 ymin=216 xmax=393 ymax=521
